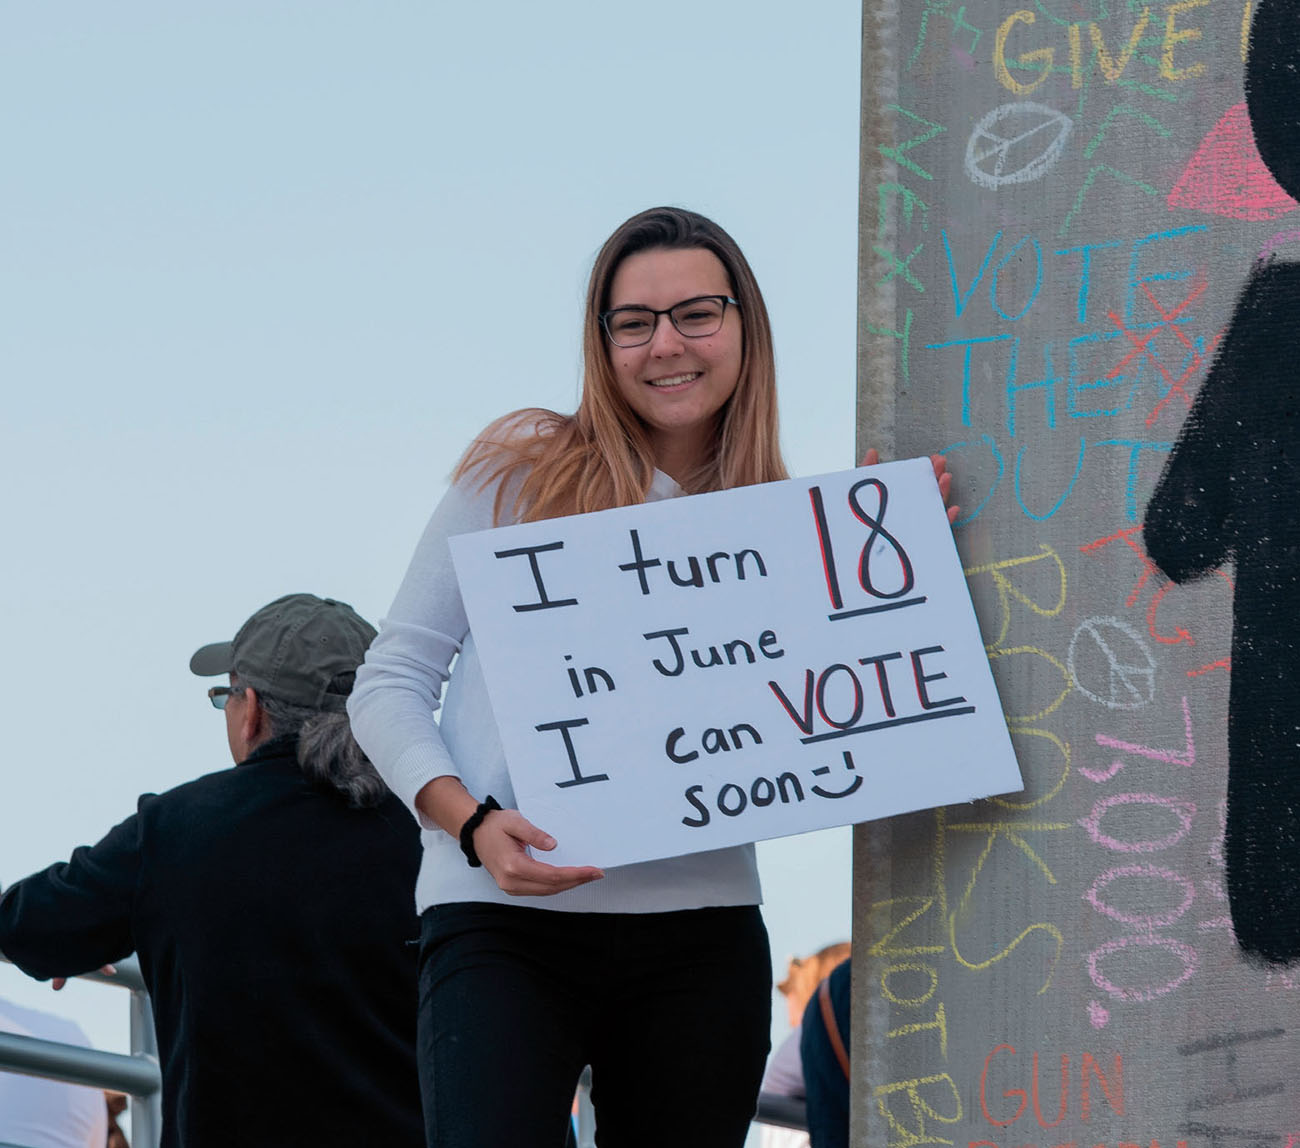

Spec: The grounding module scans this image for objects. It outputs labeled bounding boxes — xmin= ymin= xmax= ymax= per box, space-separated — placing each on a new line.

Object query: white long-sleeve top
xmin=349 ymin=466 xmax=762 ymax=914
xmin=0 ymin=998 xmax=108 ymax=1148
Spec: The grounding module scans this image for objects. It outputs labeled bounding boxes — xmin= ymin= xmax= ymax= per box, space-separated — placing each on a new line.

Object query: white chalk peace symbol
xmin=1067 ymin=616 xmax=1157 ymax=709
xmin=965 ymin=101 xmax=1073 ymax=189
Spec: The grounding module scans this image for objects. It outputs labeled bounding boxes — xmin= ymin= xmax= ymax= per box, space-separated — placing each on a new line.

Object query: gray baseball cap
xmin=189 ymin=593 xmax=377 ymax=713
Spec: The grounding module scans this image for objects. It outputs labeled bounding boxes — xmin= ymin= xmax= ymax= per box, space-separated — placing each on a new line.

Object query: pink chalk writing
xmin=1085 ymin=863 xmax=1195 ymax=929
xmin=1083 ymin=695 xmax=1195 ymax=782
xmin=1087 ymin=999 xmax=1110 ymax=1029
xmin=1087 ymin=934 xmax=1199 ymax=1002
xmin=1078 ymin=793 xmax=1196 ymax=853
xmin=1259 ymin=227 xmax=1300 ymax=262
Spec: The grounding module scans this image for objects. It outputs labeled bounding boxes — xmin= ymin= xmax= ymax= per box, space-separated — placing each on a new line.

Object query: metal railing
xmin=0 ymin=954 xmax=162 ymax=1148
xmin=1 ymin=953 xmax=803 ymax=1148
xmin=755 ymin=1092 xmax=809 ymax=1130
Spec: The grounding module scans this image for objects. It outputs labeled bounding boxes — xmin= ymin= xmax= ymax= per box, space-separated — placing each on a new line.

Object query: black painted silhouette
xmin=1143 ymin=0 xmax=1300 ymax=965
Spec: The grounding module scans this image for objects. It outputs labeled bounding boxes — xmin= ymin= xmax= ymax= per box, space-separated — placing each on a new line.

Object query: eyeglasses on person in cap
xmin=206 ymin=685 xmax=246 ymax=711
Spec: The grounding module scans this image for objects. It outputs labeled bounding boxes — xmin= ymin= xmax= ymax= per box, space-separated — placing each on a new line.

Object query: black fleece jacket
xmin=0 ymin=735 xmax=423 ymax=1147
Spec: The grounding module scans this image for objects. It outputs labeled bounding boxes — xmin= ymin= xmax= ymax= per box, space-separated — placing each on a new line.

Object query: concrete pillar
xmin=854 ymin=0 xmax=1300 ymax=1143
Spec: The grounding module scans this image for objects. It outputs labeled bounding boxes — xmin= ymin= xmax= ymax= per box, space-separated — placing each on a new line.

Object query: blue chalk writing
xmin=1006 ymin=338 xmax=1061 ymax=436
xmin=1015 ymin=436 xmax=1086 ymax=520
xmin=1055 ymin=238 xmax=1122 ymax=325
xmin=991 ymin=234 xmax=1044 ymax=321
xmin=943 ymin=228 xmax=1002 ymax=318
xmin=927 ymin=333 xmax=1014 ymax=425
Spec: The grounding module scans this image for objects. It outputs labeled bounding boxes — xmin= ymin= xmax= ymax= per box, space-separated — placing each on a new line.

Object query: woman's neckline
xmin=649 ymin=469 xmax=685 ymax=499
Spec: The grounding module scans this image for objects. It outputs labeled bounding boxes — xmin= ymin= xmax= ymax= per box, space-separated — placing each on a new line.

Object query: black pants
xmin=417 ymin=901 xmax=772 ymax=1148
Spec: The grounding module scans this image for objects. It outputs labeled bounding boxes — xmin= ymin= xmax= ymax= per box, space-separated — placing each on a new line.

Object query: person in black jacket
xmin=0 ymin=593 xmax=424 ymax=1147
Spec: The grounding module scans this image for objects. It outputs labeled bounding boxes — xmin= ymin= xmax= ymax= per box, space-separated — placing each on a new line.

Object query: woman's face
xmin=604 ymin=246 xmax=743 ymax=480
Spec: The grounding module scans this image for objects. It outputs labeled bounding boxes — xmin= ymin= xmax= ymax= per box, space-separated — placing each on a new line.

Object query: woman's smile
xmin=645 ymin=370 xmax=703 ymax=389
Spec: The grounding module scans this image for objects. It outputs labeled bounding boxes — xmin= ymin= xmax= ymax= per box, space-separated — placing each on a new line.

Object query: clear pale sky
xmin=0 ymin=0 xmax=859 ymax=1110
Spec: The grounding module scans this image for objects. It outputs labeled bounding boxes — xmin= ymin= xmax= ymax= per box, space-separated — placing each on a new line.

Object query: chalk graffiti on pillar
xmin=1079 ymin=792 xmax=1195 ymax=854
xmin=964 ymin=544 xmax=1067 ymax=651
xmin=1168 ymin=102 xmax=1298 ymax=220
xmin=1087 ymin=933 xmax=1198 ymax=1001
xmin=1080 ymin=695 xmax=1220 ymax=1027
xmin=923 ymin=223 xmax=1210 ymax=524
xmin=1176 ymin=1027 xmax=1288 ymax=1139
xmin=907 ymin=0 xmax=984 ymax=71
xmin=1260 ymin=226 xmax=1300 ymax=261
xmin=1144 ymin=0 xmax=1300 ymax=965
xmin=1085 ymin=862 xmax=1196 ymax=928
xmin=1067 ymin=615 xmax=1157 ymax=709
xmin=1080 ymin=526 xmax=1190 ymax=645
xmin=993 ymin=5 xmax=1207 ymax=95
xmin=965 ymin=101 xmax=1074 ymax=189
xmin=1083 ymin=694 xmax=1194 ymax=782
xmin=1079 ymin=525 xmax=1233 ymax=647
xmin=1014 ymin=436 xmax=1085 ymax=521
xmin=1105 ymin=273 xmax=1226 ymax=431
xmin=941 ymin=435 xmax=1004 ymax=526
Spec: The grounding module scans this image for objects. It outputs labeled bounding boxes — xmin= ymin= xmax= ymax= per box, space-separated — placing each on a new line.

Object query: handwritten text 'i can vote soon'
xmin=492 ymin=517 xmax=975 ymax=829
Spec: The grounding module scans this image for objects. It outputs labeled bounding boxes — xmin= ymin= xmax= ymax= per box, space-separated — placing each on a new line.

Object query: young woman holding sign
xmin=349 ymin=206 xmax=954 ymax=1146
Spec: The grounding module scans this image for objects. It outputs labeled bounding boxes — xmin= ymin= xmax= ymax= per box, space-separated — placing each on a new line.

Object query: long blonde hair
xmin=456 ymin=207 xmax=788 ymax=523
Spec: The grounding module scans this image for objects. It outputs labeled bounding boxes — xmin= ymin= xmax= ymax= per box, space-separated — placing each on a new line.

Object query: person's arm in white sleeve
xmin=348 ymin=472 xmax=604 ymax=896
xmin=348 ymin=475 xmax=485 ymax=821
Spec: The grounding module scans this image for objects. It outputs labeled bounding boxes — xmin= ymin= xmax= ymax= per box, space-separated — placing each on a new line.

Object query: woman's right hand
xmin=472 ymin=809 xmax=605 ymax=897
xmin=415 ymin=776 xmax=604 ymax=897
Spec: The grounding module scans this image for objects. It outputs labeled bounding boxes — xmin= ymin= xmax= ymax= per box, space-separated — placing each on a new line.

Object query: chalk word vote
xmin=769 ymin=648 xmax=972 ymax=746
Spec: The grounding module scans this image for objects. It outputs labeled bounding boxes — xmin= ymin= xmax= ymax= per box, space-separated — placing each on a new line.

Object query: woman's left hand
xmin=860 ymin=448 xmax=959 ymax=524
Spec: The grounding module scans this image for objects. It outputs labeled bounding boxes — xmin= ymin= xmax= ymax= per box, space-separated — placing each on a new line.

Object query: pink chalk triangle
xmin=1167 ymin=103 xmax=1299 ymax=221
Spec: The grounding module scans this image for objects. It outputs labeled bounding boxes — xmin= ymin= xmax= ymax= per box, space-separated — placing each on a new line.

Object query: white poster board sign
xmin=450 ymin=458 xmax=1022 ymax=868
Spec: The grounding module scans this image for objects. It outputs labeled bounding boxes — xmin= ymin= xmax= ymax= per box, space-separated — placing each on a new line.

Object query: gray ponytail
xmin=257 ymin=673 xmax=389 ymax=809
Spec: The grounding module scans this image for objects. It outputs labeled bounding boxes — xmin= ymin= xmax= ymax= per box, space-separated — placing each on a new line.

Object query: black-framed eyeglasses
xmin=207 ymin=685 xmax=245 ymax=711
xmin=599 ymin=295 xmax=739 ymax=348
